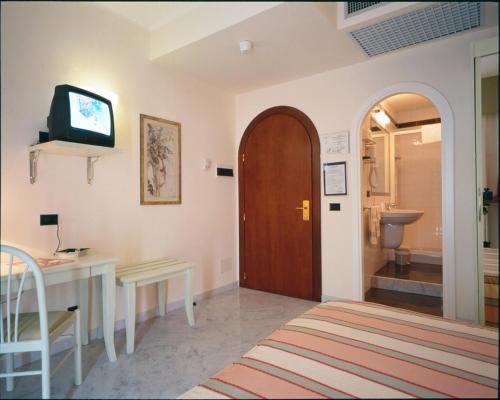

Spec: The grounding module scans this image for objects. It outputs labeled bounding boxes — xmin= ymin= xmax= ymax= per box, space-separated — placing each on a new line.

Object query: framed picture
xmin=140 ymin=114 xmax=181 ymax=205
xmin=320 ymin=131 xmax=350 ymax=155
xmin=323 ymin=161 xmax=347 ymax=195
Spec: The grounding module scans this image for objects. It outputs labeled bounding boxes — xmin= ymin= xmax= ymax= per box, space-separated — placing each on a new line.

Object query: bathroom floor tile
xmin=375 ymin=261 xmax=442 ymax=284
xmin=365 ymin=287 xmax=443 ymax=316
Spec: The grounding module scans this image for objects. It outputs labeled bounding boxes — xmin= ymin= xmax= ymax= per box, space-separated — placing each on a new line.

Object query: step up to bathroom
xmin=370 ymin=261 xmax=442 ymax=297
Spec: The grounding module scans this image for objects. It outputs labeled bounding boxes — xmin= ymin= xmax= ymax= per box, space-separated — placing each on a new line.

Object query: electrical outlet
xmin=40 ymin=214 xmax=58 ymax=226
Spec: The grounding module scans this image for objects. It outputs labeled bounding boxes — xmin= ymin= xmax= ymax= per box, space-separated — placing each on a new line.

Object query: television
xmin=47 ymin=84 xmax=115 ymax=147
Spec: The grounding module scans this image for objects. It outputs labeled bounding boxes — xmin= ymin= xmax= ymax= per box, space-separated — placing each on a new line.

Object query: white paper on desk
xmin=324 ymin=163 xmax=346 ymax=195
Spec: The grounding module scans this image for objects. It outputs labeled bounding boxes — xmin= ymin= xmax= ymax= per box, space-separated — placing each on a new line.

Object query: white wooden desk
xmin=0 ymin=253 xmax=118 ymax=362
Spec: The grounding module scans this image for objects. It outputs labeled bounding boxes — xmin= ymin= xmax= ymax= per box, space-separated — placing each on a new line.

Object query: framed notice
xmin=323 ymin=161 xmax=347 ymax=196
xmin=320 ymin=131 xmax=349 ymax=155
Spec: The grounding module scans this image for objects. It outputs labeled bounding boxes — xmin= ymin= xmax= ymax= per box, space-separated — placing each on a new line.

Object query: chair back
xmin=0 ymin=245 xmax=49 ymax=346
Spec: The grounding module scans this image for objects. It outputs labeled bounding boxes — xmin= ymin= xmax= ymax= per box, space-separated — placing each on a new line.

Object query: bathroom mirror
xmin=370 ymin=133 xmax=390 ymax=195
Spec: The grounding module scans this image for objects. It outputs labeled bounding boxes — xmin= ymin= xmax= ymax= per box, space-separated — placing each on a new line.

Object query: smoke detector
xmin=239 ymin=40 xmax=253 ymax=54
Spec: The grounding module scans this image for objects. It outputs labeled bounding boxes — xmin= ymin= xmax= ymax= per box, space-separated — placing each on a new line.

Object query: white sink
xmin=381 ymin=209 xmax=423 ymax=225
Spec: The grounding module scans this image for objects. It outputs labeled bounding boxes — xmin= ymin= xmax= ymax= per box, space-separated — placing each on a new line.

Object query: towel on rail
xmin=369 ymin=205 xmax=381 ymax=245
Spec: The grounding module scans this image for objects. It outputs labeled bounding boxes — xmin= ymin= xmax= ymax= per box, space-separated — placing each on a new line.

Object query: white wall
xmin=1 ymin=2 xmax=237 ymax=326
xmin=236 ymin=27 xmax=498 ymax=321
xmin=397 ymin=131 xmax=442 ymax=252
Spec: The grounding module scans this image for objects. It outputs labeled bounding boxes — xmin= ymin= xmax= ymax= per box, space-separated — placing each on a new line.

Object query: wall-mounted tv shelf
xmin=29 ymin=140 xmax=120 ymax=184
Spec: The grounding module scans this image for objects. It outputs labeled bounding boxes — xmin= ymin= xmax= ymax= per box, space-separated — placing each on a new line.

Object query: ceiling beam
xmin=150 ymin=2 xmax=282 ymax=60
xmin=370 ymin=117 xmax=442 ymax=131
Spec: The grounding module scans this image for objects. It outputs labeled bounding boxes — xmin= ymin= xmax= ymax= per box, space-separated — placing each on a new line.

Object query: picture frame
xmin=320 ymin=131 xmax=350 ymax=155
xmin=323 ymin=161 xmax=347 ymax=196
xmin=140 ymin=114 xmax=181 ymax=205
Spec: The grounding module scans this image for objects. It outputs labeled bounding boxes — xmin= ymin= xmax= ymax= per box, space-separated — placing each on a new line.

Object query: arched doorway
xmin=352 ymin=83 xmax=456 ymax=319
xmin=238 ymin=106 xmax=322 ymax=301
xmin=360 ymin=93 xmax=443 ymax=316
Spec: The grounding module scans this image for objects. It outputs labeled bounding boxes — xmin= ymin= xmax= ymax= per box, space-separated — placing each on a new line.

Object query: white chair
xmin=0 ymin=245 xmax=82 ymax=399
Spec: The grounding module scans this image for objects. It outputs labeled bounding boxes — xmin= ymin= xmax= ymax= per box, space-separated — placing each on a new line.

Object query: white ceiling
xmin=96 ymin=2 xmax=202 ymax=31
xmin=154 ymin=2 xmax=367 ymax=93
xmin=382 ymin=94 xmax=436 ymax=114
xmin=96 ymin=2 xmax=498 ymax=94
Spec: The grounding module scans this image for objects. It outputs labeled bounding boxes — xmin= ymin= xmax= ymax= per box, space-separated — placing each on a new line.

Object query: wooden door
xmin=239 ymin=106 xmax=321 ymax=301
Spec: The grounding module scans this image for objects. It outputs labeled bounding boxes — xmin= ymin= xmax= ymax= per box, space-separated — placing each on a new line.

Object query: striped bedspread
xmin=180 ymin=301 xmax=498 ymax=399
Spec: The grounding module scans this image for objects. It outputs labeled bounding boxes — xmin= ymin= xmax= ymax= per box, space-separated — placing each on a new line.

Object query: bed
xmin=180 ymin=301 xmax=498 ymax=399
xmin=484 ymin=248 xmax=498 ymax=325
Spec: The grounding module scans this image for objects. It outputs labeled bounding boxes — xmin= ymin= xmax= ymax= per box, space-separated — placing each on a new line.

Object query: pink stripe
xmin=284 ymin=323 xmax=495 ymax=380
xmin=214 ymin=364 xmax=327 ymax=399
xmin=340 ymin=300 xmax=499 ymax=332
xmin=308 ymin=308 xmax=498 ymax=357
xmin=267 ymin=330 xmax=498 ymax=398
xmin=257 ymin=344 xmax=416 ymax=398
xmin=240 ymin=357 xmax=355 ymax=398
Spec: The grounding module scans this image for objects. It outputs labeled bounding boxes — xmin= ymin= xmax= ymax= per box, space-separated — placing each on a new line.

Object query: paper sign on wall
xmin=320 ymin=131 xmax=349 ymax=155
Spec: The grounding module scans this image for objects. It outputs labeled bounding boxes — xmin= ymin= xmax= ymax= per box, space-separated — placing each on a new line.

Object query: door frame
xmin=351 ymin=83 xmax=456 ymax=319
xmin=473 ymin=36 xmax=499 ymax=325
xmin=238 ymin=106 xmax=322 ymax=301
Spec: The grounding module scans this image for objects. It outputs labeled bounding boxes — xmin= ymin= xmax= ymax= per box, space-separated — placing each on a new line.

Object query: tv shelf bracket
xmin=87 ymin=156 xmax=100 ymax=184
xmin=28 ymin=140 xmax=119 ymax=185
xmin=29 ymin=150 xmax=41 ymax=184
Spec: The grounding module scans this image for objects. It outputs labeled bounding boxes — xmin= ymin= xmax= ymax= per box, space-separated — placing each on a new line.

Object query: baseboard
xmin=387 ymin=250 xmax=442 ymax=265
xmin=2 ymin=280 xmax=239 ymax=370
xmin=321 ymin=294 xmax=344 ymax=302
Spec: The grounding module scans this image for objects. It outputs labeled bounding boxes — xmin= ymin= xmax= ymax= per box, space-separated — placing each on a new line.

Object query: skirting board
xmin=321 ymin=294 xmax=344 ymax=302
xmin=3 ymin=280 xmax=238 ymax=370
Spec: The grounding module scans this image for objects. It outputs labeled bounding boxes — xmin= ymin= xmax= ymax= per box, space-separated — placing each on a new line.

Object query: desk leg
xmin=6 ymin=353 xmax=14 ymax=391
xmin=78 ymin=279 xmax=89 ymax=346
xmin=96 ymin=276 xmax=104 ymax=339
xmin=124 ymin=283 xmax=136 ymax=354
xmin=184 ymin=269 xmax=195 ymax=326
xmin=101 ymin=268 xmax=117 ymax=362
xmin=157 ymin=281 xmax=166 ymax=317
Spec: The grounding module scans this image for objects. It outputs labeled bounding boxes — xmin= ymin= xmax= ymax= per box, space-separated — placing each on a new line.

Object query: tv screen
xmin=69 ymin=92 xmax=111 ymax=136
xmin=47 ymin=84 xmax=115 ymax=147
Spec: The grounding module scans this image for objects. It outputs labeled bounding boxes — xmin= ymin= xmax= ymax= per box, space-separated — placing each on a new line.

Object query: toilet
xmin=381 ymin=209 xmax=424 ymax=271
xmin=382 ymin=224 xmax=411 ymax=272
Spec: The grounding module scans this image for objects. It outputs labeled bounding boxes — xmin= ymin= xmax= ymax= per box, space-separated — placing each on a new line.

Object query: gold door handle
xmin=295 ymin=200 xmax=310 ymax=221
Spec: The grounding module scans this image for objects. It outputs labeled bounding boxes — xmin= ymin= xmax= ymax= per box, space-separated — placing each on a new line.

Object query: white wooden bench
xmin=116 ymin=258 xmax=196 ymax=354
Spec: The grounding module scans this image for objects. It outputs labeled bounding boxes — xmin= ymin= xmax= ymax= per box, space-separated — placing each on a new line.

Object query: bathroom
xmin=360 ymin=93 xmax=443 ymax=316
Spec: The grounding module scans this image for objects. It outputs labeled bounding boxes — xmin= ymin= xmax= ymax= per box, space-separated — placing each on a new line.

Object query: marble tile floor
xmin=0 ymin=288 xmax=317 ymax=399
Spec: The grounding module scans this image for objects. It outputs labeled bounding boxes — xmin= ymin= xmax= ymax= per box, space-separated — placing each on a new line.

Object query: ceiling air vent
xmin=350 ymin=2 xmax=481 ymax=57
xmin=345 ymin=2 xmax=384 ymax=17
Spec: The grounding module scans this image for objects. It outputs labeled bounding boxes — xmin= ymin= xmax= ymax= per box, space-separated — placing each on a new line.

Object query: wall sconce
xmin=83 ymin=86 xmax=119 ymax=108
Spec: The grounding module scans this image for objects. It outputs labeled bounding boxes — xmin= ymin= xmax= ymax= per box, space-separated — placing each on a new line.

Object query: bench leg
xmin=124 ymin=283 xmax=136 ymax=354
xmin=184 ymin=269 xmax=195 ymax=326
xmin=157 ymin=281 xmax=166 ymax=317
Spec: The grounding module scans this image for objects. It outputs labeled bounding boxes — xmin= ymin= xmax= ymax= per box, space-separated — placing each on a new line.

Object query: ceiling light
xmin=239 ymin=40 xmax=253 ymax=54
xmin=372 ymin=109 xmax=390 ymax=127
